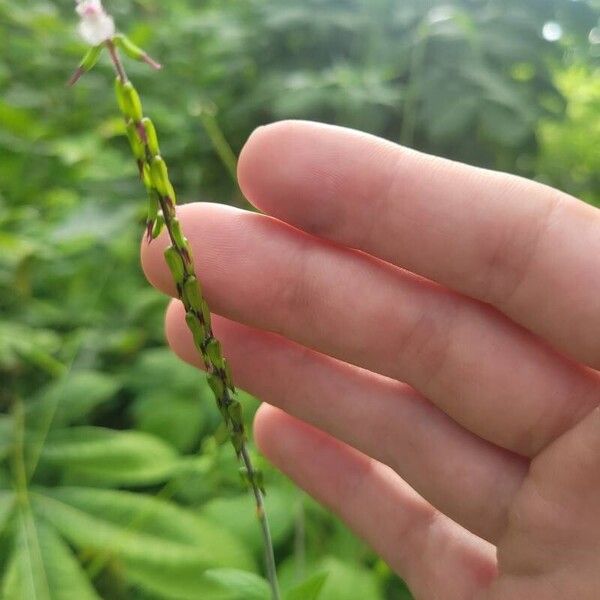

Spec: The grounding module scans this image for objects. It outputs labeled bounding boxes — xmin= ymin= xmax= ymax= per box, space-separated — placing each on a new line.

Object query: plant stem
xmin=241 ymin=445 xmax=280 ymax=600
xmin=198 ymin=108 xmax=239 ymax=187
xmin=106 ymin=44 xmax=281 ymax=599
xmin=400 ymin=22 xmax=429 ymax=147
xmin=294 ymin=493 xmax=306 ymax=582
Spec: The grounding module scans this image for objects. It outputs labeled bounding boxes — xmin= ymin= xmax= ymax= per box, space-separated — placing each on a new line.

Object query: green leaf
xmin=285 ymin=572 xmax=328 ymax=600
xmin=31 ymin=487 xmax=252 ymax=599
xmin=200 ymin=488 xmax=295 ymax=553
xmin=131 ymin=391 xmax=206 ymax=452
xmin=127 ymin=348 xmax=209 ymax=398
xmin=40 ymin=427 xmax=178 ymax=486
xmin=308 ymin=557 xmax=381 ymax=600
xmin=2 ymin=512 xmax=100 ymax=600
xmin=204 ymin=569 xmax=271 ymax=600
xmin=28 ymin=371 xmax=120 ymax=429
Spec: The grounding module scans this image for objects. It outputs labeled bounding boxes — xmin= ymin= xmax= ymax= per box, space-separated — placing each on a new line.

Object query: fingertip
xmin=253 ymin=403 xmax=285 ymax=457
xmin=165 ymin=299 xmax=191 ymax=363
xmin=238 ymin=120 xmax=325 ymax=210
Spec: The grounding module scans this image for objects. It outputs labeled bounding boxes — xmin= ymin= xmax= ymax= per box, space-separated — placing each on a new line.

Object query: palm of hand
xmin=142 ymin=122 xmax=600 ymax=599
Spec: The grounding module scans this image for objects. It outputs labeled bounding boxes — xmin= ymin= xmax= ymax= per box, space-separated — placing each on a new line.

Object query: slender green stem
xmin=106 ymin=44 xmax=281 ymax=599
xmin=400 ymin=23 xmax=429 ymax=147
xmin=294 ymin=493 xmax=306 ymax=582
xmin=241 ymin=446 xmax=280 ymax=600
xmin=12 ymin=399 xmax=29 ymax=508
xmin=198 ymin=108 xmax=239 ymax=186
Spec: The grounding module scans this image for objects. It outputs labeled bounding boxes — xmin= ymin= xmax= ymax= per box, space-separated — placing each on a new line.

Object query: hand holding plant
xmin=145 ymin=120 xmax=600 ymax=600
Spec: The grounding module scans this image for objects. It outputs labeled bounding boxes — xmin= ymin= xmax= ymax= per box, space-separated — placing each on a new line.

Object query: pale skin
xmin=141 ymin=121 xmax=600 ymax=599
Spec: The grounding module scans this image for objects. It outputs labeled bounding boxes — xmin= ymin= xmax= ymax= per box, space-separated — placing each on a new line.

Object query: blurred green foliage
xmin=0 ymin=0 xmax=598 ymax=598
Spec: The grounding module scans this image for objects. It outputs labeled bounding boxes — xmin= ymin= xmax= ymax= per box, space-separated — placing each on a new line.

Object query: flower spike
xmin=69 ymin=3 xmax=281 ymax=598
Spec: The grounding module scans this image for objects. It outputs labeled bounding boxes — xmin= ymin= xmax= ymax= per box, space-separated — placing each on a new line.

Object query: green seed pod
xmin=142 ymin=118 xmax=160 ymax=156
xmin=113 ymin=34 xmax=146 ymax=62
xmin=170 ymin=219 xmax=187 ymax=248
xmin=206 ymin=339 xmax=224 ymax=369
xmin=227 ymin=400 xmax=244 ymax=427
xmin=151 ymin=213 xmax=165 ymax=240
xmin=142 ymin=162 xmax=153 ymax=190
xmin=69 ymin=45 xmax=104 ymax=85
xmin=207 ymin=373 xmax=225 ymax=398
xmin=122 ymin=81 xmax=144 ymax=122
xmin=185 ymin=311 xmax=206 ymax=346
xmin=223 ymin=359 xmax=235 ymax=392
xmin=150 ymin=156 xmax=171 ymax=196
xmin=114 ymin=77 xmax=129 ymax=115
xmin=126 ymin=120 xmax=145 ymax=161
xmin=147 ymin=188 xmax=159 ymax=222
xmin=113 ymin=34 xmax=162 ymax=70
xmin=183 ymin=276 xmax=203 ymax=312
xmin=200 ymin=299 xmax=212 ymax=330
xmin=164 ymin=246 xmax=186 ymax=285
xmin=80 ymin=45 xmax=103 ymax=72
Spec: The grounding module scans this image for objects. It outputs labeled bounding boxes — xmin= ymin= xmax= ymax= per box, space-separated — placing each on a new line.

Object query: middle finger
xmin=141 ymin=203 xmax=600 ymax=457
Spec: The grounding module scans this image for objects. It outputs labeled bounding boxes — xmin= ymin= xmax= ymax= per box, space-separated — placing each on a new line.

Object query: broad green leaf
xmin=203 ymin=568 xmax=271 ymax=600
xmin=31 ymin=487 xmax=252 ymax=599
xmin=285 ymin=572 xmax=328 ymax=600
xmin=28 ymin=370 xmax=120 ymax=429
xmin=40 ymin=427 xmax=178 ymax=485
xmin=131 ymin=391 xmax=206 ymax=452
xmin=200 ymin=488 xmax=295 ymax=553
xmin=127 ymin=347 xmax=209 ymax=398
xmin=2 ymin=511 xmax=100 ymax=600
xmin=304 ymin=557 xmax=381 ymax=600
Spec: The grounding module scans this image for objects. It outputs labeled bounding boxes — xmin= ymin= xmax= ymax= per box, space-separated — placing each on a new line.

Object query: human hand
xmin=141 ymin=121 xmax=600 ymax=599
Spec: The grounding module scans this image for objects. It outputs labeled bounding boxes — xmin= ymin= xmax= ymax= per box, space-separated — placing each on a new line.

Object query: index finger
xmin=239 ymin=121 xmax=600 ymax=368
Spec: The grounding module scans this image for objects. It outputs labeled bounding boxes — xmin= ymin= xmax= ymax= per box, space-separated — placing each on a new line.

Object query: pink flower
xmin=75 ymin=0 xmax=115 ymax=46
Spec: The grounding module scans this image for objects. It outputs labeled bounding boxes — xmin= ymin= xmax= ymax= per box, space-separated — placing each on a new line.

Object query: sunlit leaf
xmin=285 ymin=572 xmax=328 ymax=600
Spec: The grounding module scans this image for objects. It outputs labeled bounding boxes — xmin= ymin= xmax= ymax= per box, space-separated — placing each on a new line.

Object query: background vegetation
xmin=0 ymin=0 xmax=598 ymax=598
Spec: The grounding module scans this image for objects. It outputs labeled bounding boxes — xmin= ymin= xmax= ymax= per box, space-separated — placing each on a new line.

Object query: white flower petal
xmin=77 ymin=13 xmax=115 ymax=46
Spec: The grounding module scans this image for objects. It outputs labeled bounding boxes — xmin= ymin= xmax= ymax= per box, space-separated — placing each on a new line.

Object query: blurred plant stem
xmin=400 ymin=22 xmax=430 ymax=147
xmin=198 ymin=106 xmax=239 ymax=186
xmin=294 ymin=493 xmax=307 ymax=582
